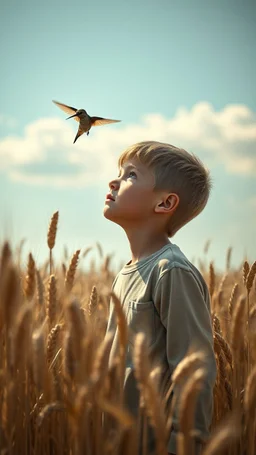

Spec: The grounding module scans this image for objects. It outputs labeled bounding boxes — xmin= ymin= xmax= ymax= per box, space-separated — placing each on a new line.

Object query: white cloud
xmin=0 ymin=102 xmax=255 ymax=187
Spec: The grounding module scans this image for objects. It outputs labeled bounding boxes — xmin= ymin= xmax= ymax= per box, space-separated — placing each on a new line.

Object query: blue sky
xmin=0 ymin=0 xmax=256 ymax=272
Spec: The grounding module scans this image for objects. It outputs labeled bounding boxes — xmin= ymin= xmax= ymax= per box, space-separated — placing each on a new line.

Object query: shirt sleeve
xmin=153 ymin=266 xmax=217 ymax=454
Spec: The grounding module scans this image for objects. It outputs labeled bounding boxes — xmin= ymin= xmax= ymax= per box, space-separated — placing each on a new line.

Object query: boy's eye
xmin=128 ymin=171 xmax=137 ymax=178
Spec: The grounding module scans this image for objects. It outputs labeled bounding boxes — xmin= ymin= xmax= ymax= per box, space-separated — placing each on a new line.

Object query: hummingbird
xmin=53 ymin=100 xmax=121 ymax=143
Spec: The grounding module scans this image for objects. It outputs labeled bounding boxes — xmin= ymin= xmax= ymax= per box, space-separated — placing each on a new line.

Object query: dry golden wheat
xmin=65 ymin=249 xmax=80 ymax=293
xmin=47 ymin=274 xmax=57 ymax=327
xmin=0 ymin=230 xmax=255 ymax=455
xmin=246 ymin=260 xmax=256 ymax=295
xmin=24 ymin=252 xmax=36 ymax=301
xmin=47 ymin=211 xmax=59 ymax=250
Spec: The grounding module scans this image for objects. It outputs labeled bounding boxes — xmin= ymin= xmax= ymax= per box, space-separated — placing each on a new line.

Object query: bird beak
xmin=66 ymin=113 xmax=78 ymax=120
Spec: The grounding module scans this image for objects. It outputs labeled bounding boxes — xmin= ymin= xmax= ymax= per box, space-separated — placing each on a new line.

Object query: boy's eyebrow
xmin=119 ymin=164 xmax=142 ymax=175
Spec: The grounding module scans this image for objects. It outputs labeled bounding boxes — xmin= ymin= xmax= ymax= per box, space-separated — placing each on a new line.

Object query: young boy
xmin=103 ymin=141 xmax=217 ymax=455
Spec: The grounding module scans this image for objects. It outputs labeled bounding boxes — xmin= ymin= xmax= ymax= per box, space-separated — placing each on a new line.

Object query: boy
xmin=103 ymin=141 xmax=217 ymax=454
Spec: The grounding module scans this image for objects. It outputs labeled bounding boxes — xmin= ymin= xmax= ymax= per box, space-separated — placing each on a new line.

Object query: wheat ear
xmin=65 ymin=250 xmax=80 ymax=293
xmin=214 ymin=332 xmax=232 ymax=370
xmin=24 ymin=253 xmax=36 ymax=301
xmin=47 ymin=323 xmax=63 ymax=365
xmin=47 ymin=211 xmax=59 ymax=275
xmin=246 ymin=260 xmax=256 ymax=295
xmin=87 ymin=285 xmax=98 ymax=317
xmin=243 ymin=260 xmax=250 ymax=285
xmin=0 ymin=241 xmax=12 ymax=273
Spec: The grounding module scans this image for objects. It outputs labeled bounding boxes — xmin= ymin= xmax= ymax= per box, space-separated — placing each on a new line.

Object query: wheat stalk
xmin=178 ymin=368 xmax=206 ymax=455
xmin=47 ymin=275 xmax=57 ymax=327
xmin=32 ymin=327 xmax=47 ymax=393
xmin=202 ymin=414 xmax=240 ymax=455
xmin=228 ymin=283 xmax=239 ymax=317
xmin=110 ymin=292 xmax=128 ymax=404
xmin=209 ymin=262 xmax=215 ymax=300
xmin=226 ymin=247 xmax=232 ymax=271
xmin=133 ymin=333 xmax=168 ymax=455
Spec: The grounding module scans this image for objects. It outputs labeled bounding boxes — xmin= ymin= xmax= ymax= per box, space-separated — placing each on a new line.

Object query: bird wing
xmin=52 ymin=100 xmax=80 ymax=121
xmin=90 ymin=117 xmax=121 ymax=127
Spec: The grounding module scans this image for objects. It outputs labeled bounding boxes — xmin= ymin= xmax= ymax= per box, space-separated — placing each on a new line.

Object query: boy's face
xmin=103 ymin=158 xmax=159 ymax=228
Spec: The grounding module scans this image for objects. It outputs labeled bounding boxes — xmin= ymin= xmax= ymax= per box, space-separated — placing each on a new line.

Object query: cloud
xmin=0 ymin=102 xmax=255 ymax=187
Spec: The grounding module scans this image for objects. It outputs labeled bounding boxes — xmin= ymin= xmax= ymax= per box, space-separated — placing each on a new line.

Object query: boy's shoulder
xmin=153 ymin=243 xmax=194 ymax=273
xmin=152 ymin=243 xmax=207 ymax=289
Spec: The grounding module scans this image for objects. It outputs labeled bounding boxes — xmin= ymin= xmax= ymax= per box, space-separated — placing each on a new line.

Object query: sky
xmin=0 ymin=0 xmax=256 ymax=273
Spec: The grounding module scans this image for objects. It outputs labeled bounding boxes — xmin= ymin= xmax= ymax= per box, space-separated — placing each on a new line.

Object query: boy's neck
xmin=125 ymin=228 xmax=171 ymax=264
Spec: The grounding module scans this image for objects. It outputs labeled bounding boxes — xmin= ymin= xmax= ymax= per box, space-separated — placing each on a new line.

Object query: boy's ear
xmin=155 ymin=193 xmax=179 ymax=214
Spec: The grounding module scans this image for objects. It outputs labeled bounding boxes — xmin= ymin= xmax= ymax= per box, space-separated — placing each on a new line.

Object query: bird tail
xmin=73 ymin=129 xmax=84 ymax=144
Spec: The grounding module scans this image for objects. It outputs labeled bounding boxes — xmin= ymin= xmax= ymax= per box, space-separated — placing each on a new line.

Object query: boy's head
xmin=104 ymin=141 xmax=212 ymax=237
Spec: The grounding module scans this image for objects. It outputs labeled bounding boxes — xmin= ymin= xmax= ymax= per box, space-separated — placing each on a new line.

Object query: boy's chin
xmin=103 ymin=208 xmax=123 ymax=226
xmin=103 ymin=206 xmax=115 ymax=221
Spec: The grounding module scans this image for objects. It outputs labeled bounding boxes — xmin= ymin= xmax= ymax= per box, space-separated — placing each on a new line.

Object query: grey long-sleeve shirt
xmin=106 ymin=242 xmax=217 ymax=454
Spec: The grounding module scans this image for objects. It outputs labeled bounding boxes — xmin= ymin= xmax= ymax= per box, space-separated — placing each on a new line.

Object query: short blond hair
xmin=118 ymin=141 xmax=212 ymax=237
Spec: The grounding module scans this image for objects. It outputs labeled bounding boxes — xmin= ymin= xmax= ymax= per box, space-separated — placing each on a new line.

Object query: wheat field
xmin=0 ymin=211 xmax=256 ymax=455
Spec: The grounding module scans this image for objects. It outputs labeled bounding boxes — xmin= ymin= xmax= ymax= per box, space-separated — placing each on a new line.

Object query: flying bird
xmin=53 ymin=100 xmax=121 ymax=143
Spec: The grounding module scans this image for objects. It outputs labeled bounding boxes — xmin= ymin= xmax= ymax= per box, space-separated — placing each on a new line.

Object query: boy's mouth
xmin=105 ymin=193 xmax=115 ymax=201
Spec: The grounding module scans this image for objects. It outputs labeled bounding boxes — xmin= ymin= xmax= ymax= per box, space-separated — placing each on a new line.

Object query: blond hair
xmin=118 ymin=141 xmax=212 ymax=237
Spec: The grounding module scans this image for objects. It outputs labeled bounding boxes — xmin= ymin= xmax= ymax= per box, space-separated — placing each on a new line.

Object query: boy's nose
xmin=109 ymin=179 xmax=119 ymax=191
